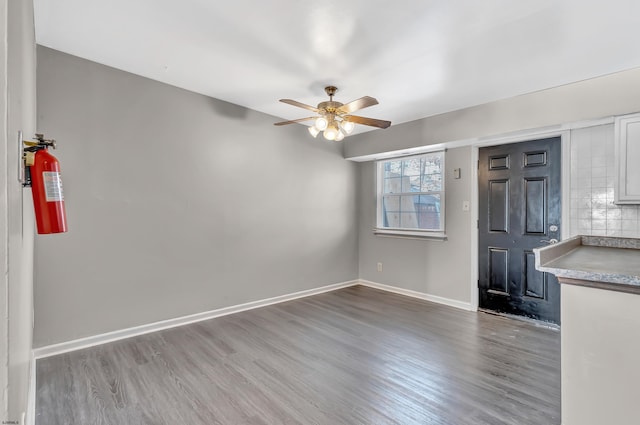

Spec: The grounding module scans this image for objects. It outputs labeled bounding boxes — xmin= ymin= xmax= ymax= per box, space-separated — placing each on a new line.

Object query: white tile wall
xmin=569 ymin=124 xmax=640 ymax=238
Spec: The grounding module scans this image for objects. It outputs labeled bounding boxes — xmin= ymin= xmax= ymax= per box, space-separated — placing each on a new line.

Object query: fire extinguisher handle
xmin=34 ymin=133 xmax=56 ymax=149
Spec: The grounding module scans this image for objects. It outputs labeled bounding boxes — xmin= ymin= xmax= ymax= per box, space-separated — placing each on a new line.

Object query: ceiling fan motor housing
xmin=317 ymin=101 xmax=343 ymax=114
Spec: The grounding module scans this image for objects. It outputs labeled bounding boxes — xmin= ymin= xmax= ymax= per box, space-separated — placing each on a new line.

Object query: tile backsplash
xmin=569 ymin=124 xmax=640 ymax=238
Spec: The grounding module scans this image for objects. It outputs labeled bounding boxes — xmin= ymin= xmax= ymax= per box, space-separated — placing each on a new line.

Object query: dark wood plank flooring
xmin=36 ymin=286 xmax=561 ymax=425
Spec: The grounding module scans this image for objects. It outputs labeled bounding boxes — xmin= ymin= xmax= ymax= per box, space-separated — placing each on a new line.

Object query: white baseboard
xmin=33 ymin=280 xmax=359 ymax=359
xmin=358 ymin=279 xmax=474 ymax=311
xmin=33 ymin=278 xmax=474 ymax=360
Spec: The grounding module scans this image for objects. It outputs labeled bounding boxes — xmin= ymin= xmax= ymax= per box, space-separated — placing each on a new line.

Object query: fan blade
xmin=345 ymin=115 xmax=391 ymax=129
xmin=273 ymin=117 xmax=317 ymax=126
xmin=279 ymin=99 xmax=319 ymax=113
xmin=336 ymin=96 xmax=378 ymax=114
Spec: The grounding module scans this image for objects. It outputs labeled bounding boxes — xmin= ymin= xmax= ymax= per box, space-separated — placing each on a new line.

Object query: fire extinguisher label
xmin=43 ymin=171 xmax=64 ymax=202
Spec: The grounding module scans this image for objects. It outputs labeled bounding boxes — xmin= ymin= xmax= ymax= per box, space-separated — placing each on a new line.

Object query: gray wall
xmin=3 ymin=0 xmax=37 ymax=420
xmin=358 ymin=147 xmax=472 ymax=304
xmin=353 ymin=65 xmax=640 ymax=309
xmin=34 ymin=47 xmax=358 ymax=347
xmin=35 ymin=44 xmax=640 ymax=348
xmin=345 ymin=66 xmax=640 ymax=159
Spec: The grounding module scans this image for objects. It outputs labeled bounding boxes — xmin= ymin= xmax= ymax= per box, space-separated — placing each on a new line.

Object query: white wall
xmin=34 ymin=47 xmax=359 ymax=347
xmin=3 ymin=0 xmax=37 ymax=421
xmin=569 ymin=124 xmax=640 ymax=238
xmin=0 ymin=0 xmax=8 ymax=417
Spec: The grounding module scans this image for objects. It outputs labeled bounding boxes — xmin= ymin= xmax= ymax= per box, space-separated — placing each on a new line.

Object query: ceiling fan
xmin=274 ymin=86 xmax=391 ymax=141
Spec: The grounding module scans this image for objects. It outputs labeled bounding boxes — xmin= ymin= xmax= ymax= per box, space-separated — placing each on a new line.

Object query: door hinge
xmin=477 ymin=219 xmax=479 ymax=229
xmin=477 ymin=159 xmax=480 ymax=169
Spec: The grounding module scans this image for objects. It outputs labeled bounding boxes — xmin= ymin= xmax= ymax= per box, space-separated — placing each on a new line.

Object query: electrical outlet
xmin=377 ymin=262 xmax=383 ymax=272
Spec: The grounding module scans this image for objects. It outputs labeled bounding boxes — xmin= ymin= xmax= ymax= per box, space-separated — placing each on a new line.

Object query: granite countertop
xmin=534 ymin=236 xmax=640 ymax=291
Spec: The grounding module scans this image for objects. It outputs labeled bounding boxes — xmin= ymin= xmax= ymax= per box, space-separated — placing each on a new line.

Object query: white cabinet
xmin=615 ymin=113 xmax=640 ymax=204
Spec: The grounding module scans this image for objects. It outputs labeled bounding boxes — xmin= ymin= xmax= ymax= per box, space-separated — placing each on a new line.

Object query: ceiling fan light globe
xmin=335 ymin=130 xmax=345 ymax=141
xmin=315 ymin=117 xmax=328 ymax=131
xmin=308 ymin=126 xmax=320 ymax=138
xmin=323 ymin=127 xmax=338 ymax=141
xmin=341 ymin=120 xmax=355 ymax=134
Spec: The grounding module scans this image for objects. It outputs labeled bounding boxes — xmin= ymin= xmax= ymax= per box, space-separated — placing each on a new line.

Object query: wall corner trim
xmin=25 ymin=354 xmax=35 ymax=425
xmin=358 ymin=279 xmax=474 ymax=311
xmin=33 ymin=280 xmax=360 ymax=359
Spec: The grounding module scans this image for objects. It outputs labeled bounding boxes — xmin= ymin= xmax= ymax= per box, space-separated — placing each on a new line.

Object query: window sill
xmin=373 ymin=228 xmax=447 ymax=241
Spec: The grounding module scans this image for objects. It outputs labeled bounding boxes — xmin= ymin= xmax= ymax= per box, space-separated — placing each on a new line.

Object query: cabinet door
xmin=615 ymin=113 xmax=640 ymax=204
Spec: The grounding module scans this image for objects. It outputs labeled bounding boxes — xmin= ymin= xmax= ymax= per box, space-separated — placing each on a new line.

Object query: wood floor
xmin=36 ymin=286 xmax=561 ymax=425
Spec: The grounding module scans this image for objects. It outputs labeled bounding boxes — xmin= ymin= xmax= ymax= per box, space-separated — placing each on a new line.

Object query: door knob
xmin=540 ymin=239 xmax=558 ymax=245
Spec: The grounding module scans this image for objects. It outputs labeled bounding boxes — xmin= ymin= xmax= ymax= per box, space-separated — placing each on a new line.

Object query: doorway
xmin=478 ymin=137 xmax=561 ymax=323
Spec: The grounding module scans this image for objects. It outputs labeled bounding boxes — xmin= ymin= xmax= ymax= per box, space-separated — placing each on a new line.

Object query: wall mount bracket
xmin=21 ymin=133 xmax=57 ymax=187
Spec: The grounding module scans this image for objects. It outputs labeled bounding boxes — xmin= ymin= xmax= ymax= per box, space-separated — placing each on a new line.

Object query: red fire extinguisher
xmin=24 ymin=134 xmax=68 ymax=234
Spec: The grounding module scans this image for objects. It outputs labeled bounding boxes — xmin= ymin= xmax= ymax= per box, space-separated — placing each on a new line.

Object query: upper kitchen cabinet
xmin=615 ymin=113 xmax=640 ymax=204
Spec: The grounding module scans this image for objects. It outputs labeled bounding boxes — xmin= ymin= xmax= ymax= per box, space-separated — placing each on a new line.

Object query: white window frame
xmin=375 ymin=151 xmax=446 ymax=240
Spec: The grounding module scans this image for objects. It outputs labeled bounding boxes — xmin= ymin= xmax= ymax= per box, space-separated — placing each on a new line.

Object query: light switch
xmin=453 ymin=168 xmax=461 ymax=179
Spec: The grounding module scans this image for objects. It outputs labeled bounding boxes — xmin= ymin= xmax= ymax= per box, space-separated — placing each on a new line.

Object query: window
xmin=376 ymin=151 xmax=446 ymax=239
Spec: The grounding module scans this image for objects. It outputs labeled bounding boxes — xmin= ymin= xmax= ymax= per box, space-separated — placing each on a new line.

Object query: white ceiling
xmin=34 ymin=0 xmax=640 ymax=135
